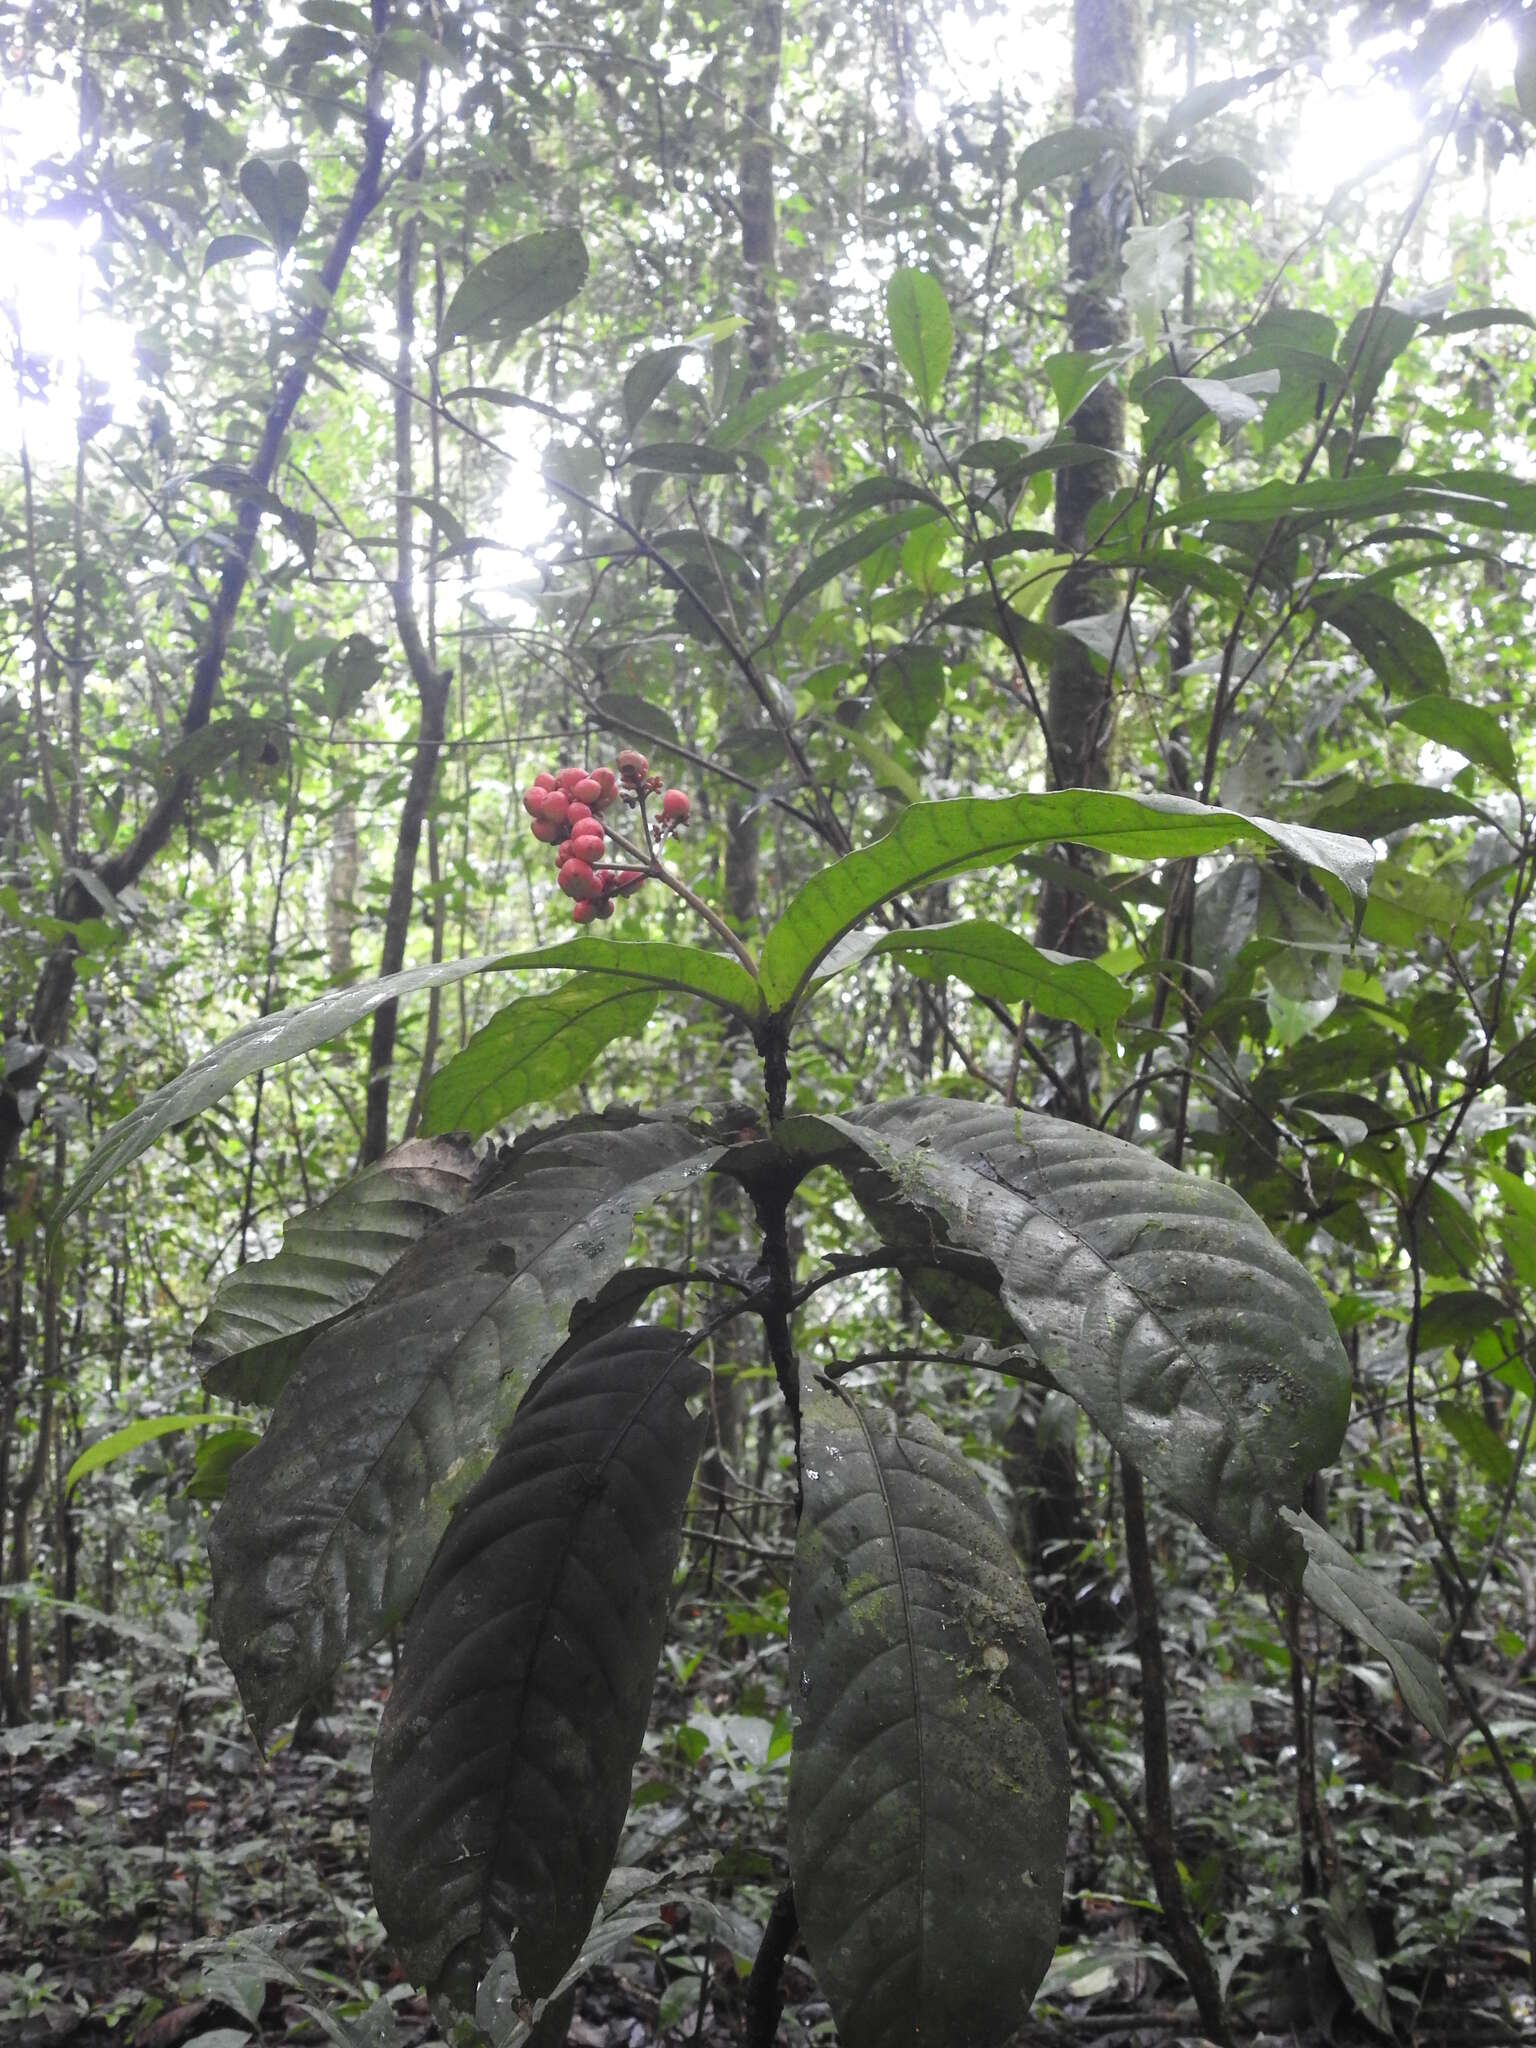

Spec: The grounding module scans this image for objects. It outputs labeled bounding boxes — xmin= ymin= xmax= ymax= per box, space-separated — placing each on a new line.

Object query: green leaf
xmin=885 ymin=270 xmax=953 ymax=407
xmin=65 ymin=1412 xmax=244 ymax=1496
xmin=1158 ymin=66 xmax=1285 ymax=140
xmin=873 ymin=648 xmax=946 ymax=744
xmin=1312 ymin=590 xmax=1449 ymax=696
xmin=757 ymin=789 xmax=1374 ymax=1014
xmin=1045 ymin=345 xmax=1138 ymax=426
xmin=820 ymin=919 xmax=1129 ymax=1035
xmin=421 ymin=981 xmax=659 ymax=1138
xmin=777 ymin=509 xmax=941 ymax=623
xmin=490 ymin=934 xmax=761 ymax=1016
xmin=1386 ymin=696 xmax=1517 ymax=788
xmin=623 ymin=343 xmax=692 ymax=430
xmin=1339 ymin=303 xmax=1418 ymax=417
xmin=1160 ymin=467 xmax=1536 ymax=535
xmin=1282 ymin=1509 xmax=1448 ymax=1738
xmin=438 ymin=227 xmax=589 ymax=351
xmin=321 ymin=631 xmax=384 ymax=720
xmin=371 ymin=1326 xmax=705 ymax=2011
xmin=53 ymin=953 xmax=516 ymax=1235
xmin=238 ymin=158 xmax=309 ymax=257
xmin=186 ymin=1428 xmax=260 ymax=1503
xmin=624 ymin=439 xmax=738 ymax=477
xmin=822 ymin=1100 xmax=1352 ymax=1576
xmin=188 ymin=464 xmax=317 ymax=570
xmin=1143 ymin=372 xmax=1277 ymax=446
xmin=1438 ymin=1403 xmax=1515 ymax=1487
xmin=208 ymin=1114 xmax=716 ymax=1738
xmin=203 ymin=232 xmax=270 ymax=275
xmin=1015 ymin=125 xmax=1118 ymax=195
xmin=789 ymin=1379 xmax=1068 ymax=2048
xmin=712 ymin=365 xmax=831 ymax=448
xmin=195 ymin=1137 xmax=477 ymax=1404
xmin=1148 ymin=153 xmax=1257 ymax=203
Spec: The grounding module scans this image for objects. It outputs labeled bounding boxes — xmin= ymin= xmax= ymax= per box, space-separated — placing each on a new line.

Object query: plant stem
xmin=603 ymin=822 xmax=760 ymax=977
xmin=1121 ymin=1461 xmax=1232 ymax=2046
xmin=744 ymin=1883 xmax=798 ymax=2048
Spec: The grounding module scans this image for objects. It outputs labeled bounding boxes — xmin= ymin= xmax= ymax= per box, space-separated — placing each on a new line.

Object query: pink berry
xmin=555 ymin=765 xmax=586 ymax=793
xmin=573 ymin=776 xmax=603 ymax=805
xmin=558 ymin=859 xmax=600 ymax=901
xmin=660 ymin=788 xmax=690 ymax=826
xmin=592 ymin=768 xmax=619 ymax=806
xmin=571 ymin=898 xmax=599 ymax=924
xmin=616 ymin=748 xmax=649 ymax=784
xmin=530 ymin=819 xmax=563 ymax=844
xmin=532 ymin=771 xmax=556 ymax=791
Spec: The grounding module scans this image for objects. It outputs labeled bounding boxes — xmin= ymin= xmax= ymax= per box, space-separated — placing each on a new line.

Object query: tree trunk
xmin=1038 ymin=0 xmax=1143 ymax=954
xmin=362 ymin=65 xmax=452 ymax=1165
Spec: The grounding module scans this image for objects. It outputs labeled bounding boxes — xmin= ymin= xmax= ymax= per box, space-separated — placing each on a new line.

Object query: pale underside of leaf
xmin=371 ymin=1327 xmax=706 ymax=2010
xmin=821 ymin=1099 xmax=1352 ymax=1575
xmin=209 ymin=1117 xmax=715 ymax=1737
xmin=789 ymin=1379 xmax=1068 ymax=2048
xmin=196 ymin=1137 xmax=478 ymax=1403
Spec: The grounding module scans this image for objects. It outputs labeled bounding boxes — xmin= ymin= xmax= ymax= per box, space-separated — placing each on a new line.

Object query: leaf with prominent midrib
xmin=1282 ymin=1509 xmax=1447 ymax=1738
xmin=438 ymin=228 xmax=589 ymax=351
xmin=789 ymin=1378 xmax=1068 ymax=2048
xmin=209 ymin=1114 xmax=716 ymax=1737
xmin=197 ymin=1137 xmax=477 ymax=1403
xmin=810 ymin=1098 xmax=1352 ymax=1576
xmin=421 ymin=982 xmax=659 ymax=1138
xmin=811 ymin=919 xmax=1129 ymax=1035
xmin=371 ymin=1326 xmax=705 ymax=2011
xmin=757 ymin=789 xmax=1374 ymax=1014
xmin=54 ymin=952 xmax=516 ymax=1235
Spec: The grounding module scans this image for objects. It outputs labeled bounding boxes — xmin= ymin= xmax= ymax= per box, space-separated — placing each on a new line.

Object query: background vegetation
xmin=2 ymin=0 xmax=1535 ymax=2041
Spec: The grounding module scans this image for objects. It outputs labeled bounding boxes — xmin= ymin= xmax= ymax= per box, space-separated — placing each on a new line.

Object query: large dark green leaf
xmin=1282 ymin=1510 xmax=1447 ymax=1738
xmin=757 ymin=790 xmax=1374 ymax=1014
xmin=1147 ymin=154 xmax=1257 ymax=203
xmin=493 ymin=937 xmax=762 ymax=1016
xmin=1386 ymin=696 xmax=1517 ymax=788
xmin=55 ymin=953 xmax=516 ymax=1234
xmin=208 ymin=1115 xmax=715 ymax=1737
xmin=1015 ymin=125 xmax=1120 ymax=194
xmin=813 ymin=1099 xmax=1352 ymax=1575
xmin=438 ymin=228 xmax=589 ymax=351
xmin=372 ymin=1326 xmax=704 ymax=2012
xmin=421 ymin=983 xmax=659 ymax=1138
xmin=1312 ymin=588 xmax=1449 ymax=696
xmin=789 ymin=1378 xmax=1068 ymax=2048
xmin=197 ymin=1138 xmax=478 ymax=1404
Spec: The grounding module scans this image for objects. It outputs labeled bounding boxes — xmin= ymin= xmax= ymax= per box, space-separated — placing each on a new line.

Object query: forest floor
xmin=1 ymin=1638 xmax=1530 ymax=2048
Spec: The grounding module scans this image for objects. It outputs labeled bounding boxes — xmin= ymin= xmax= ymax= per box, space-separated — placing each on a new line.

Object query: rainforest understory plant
xmin=55 ymin=761 xmax=1450 ymax=2048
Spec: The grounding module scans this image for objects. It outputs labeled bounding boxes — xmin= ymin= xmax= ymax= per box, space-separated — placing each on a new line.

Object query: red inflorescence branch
xmin=519 ymin=750 xmax=690 ymax=925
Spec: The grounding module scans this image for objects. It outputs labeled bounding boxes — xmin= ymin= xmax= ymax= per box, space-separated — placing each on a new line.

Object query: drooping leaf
xmin=623 ymin=343 xmax=692 ymax=430
xmin=238 ymin=157 xmax=309 ymax=256
xmin=320 ymin=631 xmax=385 ymax=720
xmin=1044 ymin=345 xmax=1138 ymax=426
xmin=1312 ymin=589 xmax=1449 ymax=696
xmin=1157 ymin=66 xmax=1286 ymax=141
xmin=1143 ymin=372 xmax=1278 ymax=446
xmin=54 ymin=953 xmax=517 ymax=1234
xmin=1159 ymin=467 xmax=1536 ymax=535
xmin=65 ymin=1411 xmax=244 ymax=1496
xmin=778 ymin=510 xmax=941 ymax=624
xmin=208 ymin=1114 xmax=716 ymax=1737
xmin=873 ymin=648 xmax=946 ymax=743
xmin=1282 ymin=1509 xmax=1448 ymax=1738
xmin=757 ymin=789 xmax=1374 ymax=1013
xmin=188 ymin=464 xmax=317 ymax=569
xmin=421 ymin=982 xmax=659 ymax=1138
xmin=815 ymin=920 xmax=1130 ymax=1035
xmin=712 ymin=364 xmax=832 ymax=447
xmin=625 ymin=440 xmax=738 ymax=476
xmin=789 ymin=1378 xmax=1068 ymax=2048
xmin=438 ymin=228 xmax=590 ymax=351
xmin=186 ymin=1428 xmax=259 ymax=1503
xmin=1148 ymin=153 xmax=1257 ymax=203
xmin=809 ymin=1099 xmax=1353 ymax=1575
xmin=1015 ymin=125 xmax=1119 ymax=195
xmin=195 ymin=1137 xmax=478 ymax=1404
xmin=1438 ymin=1403 xmax=1516 ymax=1487
xmin=203 ymin=232 xmax=270 ymax=274
xmin=885 ymin=270 xmax=953 ymax=407
xmin=1339 ymin=303 xmax=1418 ymax=418
xmin=372 ymin=1326 xmax=705 ymax=2011
xmin=1386 ymin=696 xmax=1517 ymax=788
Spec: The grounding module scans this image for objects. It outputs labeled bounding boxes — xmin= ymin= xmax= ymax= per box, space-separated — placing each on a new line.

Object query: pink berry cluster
xmin=520 ymin=748 xmax=692 ymax=925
